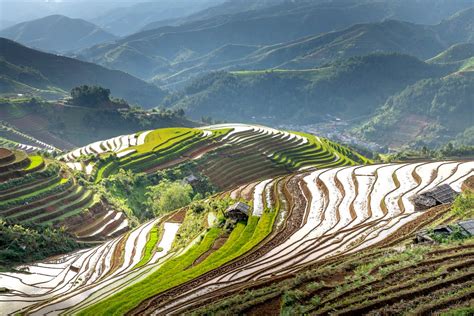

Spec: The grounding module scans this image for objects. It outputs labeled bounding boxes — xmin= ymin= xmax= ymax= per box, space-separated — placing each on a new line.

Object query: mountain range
xmin=77 ymin=1 xmax=474 ymax=82
xmin=0 ymin=15 xmax=116 ymax=53
xmin=0 ymin=38 xmax=166 ymax=107
xmin=91 ymin=0 xmax=225 ymax=36
xmin=0 ymin=0 xmax=472 ymax=149
xmin=164 ymin=46 xmax=472 ymax=148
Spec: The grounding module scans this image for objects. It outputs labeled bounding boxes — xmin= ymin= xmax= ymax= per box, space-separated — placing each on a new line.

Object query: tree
xmin=70 ymin=85 xmax=111 ymax=107
xmin=176 ymin=108 xmax=185 ymax=117
xmin=148 ymin=180 xmax=193 ymax=216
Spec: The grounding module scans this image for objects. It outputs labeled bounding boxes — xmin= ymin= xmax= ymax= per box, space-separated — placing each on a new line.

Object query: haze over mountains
xmin=1 ymin=2 xmax=474 ymax=316
xmin=0 ymin=0 xmax=473 ymax=149
xmin=0 ymin=38 xmax=166 ymax=106
xmin=0 ymin=15 xmax=116 ymax=53
xmin=77 ymin=1 xmax=474 ymax=81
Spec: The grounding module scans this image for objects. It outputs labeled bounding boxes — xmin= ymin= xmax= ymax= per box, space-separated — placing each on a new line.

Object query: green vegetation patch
xmin=134 ymin=225 xmax=162 ymax=269
xmin=0 ymin=219 xmax=82 ymax=271
xmin=24 ymin=155 xmax=44 ymax=171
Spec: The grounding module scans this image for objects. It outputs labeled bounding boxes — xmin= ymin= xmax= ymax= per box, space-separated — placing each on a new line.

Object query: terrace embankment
xmin=61 ymin=124 xmax=368 ymax=189
xmin=132 ymin=160 xmax=472 ymax=315
xmin=1 ymin=142 xmax=471 ymax=316
xmin=0 ymin=149 xmax=128 ymax=241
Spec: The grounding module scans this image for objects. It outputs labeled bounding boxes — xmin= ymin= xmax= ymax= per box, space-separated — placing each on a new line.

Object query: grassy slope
xmin=168 ymin=53 xmax=451 ymax=124
xmin=0 ymin=38 xmax=165 ymax=107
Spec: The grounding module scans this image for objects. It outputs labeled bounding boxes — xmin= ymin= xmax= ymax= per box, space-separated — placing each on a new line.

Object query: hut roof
xmin=225 ymin=202 xmax=250 ymax=215
xmin=458 ymin=219 xmax=474 ymax=236
xmin=420 ymin=184 xmax=458 ymax=204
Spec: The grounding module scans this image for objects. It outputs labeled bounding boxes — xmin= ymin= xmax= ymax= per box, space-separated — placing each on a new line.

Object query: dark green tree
xmin=70 ymin=85 xmax=111 ymax=107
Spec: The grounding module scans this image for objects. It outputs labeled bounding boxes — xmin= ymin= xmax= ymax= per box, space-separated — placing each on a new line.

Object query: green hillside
xmin=428 ymin=43 xmax=474 ymax=64
xmin=0 ymin=98 xmax=197 ymax=150
xmin=356 ymin=72 xmax=474 ymax=148
xmin=0 ymin=15 xmax=116 ymax=53
xmin=60 ymin=124 xmax=368 ymax=189
xmin=164 ymin=53 xmax=451 ymax=123
xmin=245 ymin=20 xmax=445 ymax=70
xmin=0 ymin=38 xmax=166 ymax=107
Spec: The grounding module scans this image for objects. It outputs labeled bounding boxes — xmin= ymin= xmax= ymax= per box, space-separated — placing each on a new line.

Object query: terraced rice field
xmin=61 ymin=124 xmax=368 ymax=188
xmin=0 ymin=122 xmax=60 ymax=153
xmin=0 ymin=107 xmax=73 ymax=151
xmin=0 ymin=148 xmax=127 ymax=241
xmin=1 ymin=160 xmax=471 ymax=315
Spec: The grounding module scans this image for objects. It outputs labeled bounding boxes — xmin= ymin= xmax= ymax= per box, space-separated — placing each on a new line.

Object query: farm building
xmin=414 ymin=184 xmax=458 ymax=210
xmin=184 ymin=174 xmax=198 ymax=184
xmin=415 ymin=219 xmax=474 ymax=243
xmin=458 ymin=220 xmax=474 ymax=236
xmin=225 ymin=202 xmax=250 ymax=221
xmin=415 ymin=226 xmax=453 ymax=243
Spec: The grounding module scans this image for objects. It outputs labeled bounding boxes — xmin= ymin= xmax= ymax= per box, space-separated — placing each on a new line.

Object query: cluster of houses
xmin=414 ymin=181 xmax=473 ymax=243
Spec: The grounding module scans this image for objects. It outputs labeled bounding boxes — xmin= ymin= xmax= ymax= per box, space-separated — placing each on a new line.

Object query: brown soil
xmin=462 ymin=175 xmax=474 ymax=192
xmin=0 ymin=147 xmax=13 ymax=160
xmin=168 ymin=209 xmax=187 ymax=223
xmin=246 ymin=295 xmax=281 ymax=316
xmin=192 ymin=236 xmax=228 ymax=267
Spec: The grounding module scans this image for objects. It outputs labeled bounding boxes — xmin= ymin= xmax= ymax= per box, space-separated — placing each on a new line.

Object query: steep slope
xmin=246 ymin=20 xmax=445 ymax=70
xmin=0 ymin=148 xmax=128 ymax=242
xmin=165 ymin=53 xmax=451 ymax=123
xmin=0 ymin=15 xmax=116 ymax=53
xmin=357 ymin=72 xmax=474 ymax=148
xmin=0 ymin=38 xmax=166 ymax=106
xmin=428 ymin=43 xmax=474 ymax=64
xmin=434 ymin=7 xmax=474 ymax=45
xmin=157 ymin=8 xmax=474 ymax=88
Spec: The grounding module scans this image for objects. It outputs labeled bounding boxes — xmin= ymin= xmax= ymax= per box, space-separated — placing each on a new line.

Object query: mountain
xmin=0 ymin=15 xmax=116 ymax=53
xmin=434 ymin=7 xmax=474 ymax=45
xmin=427 ymin=43 xmax=474 ymax=64
xmin=78 ymin=0 xmax=393 ymax=79
xmin=352 ymin=41 xmax=474 ymax=149
xmin=140 ymin=0 xmax=286 ymax=32
xmin=244 ymin=20 xmax=445 ymax=70
xmin=92 ymin=0 xmax=224 ymax=36
xmin=0 ymin=38 xmax=166 ymax=107
xmin=153 ymin=19 xmax=447 ymax=88
xmin=79 ymin=1 xmax=474 ymax=83
xmin=357 ymin=72 xmax=474 ymax=148
xmin=164 ymin=53 xmax=452 ymax=123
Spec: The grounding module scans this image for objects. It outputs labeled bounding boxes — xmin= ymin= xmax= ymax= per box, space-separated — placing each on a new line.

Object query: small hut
xmin=458 ymin=219 xmax=474 ymax=236
xmin=414 ymin=184 xmax=458 ymax=211
xmin=225 ymin=202 xmax=250 ymax=222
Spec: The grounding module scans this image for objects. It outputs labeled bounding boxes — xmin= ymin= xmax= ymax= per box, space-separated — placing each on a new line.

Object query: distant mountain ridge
xmin=153 ymin=9 xmax=474 ymax=88
xmin=92 ymin=0 xmax=225 ymax=36
xmin=165 ymin=53 xmax=452 ymax=123
xmin=78 ymin=2 xmax=474 ymax=86
xmin=0 ymin=15 xmax=116 ymax=53
xmin=0 ymin=38 xmax=166 ymax=107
